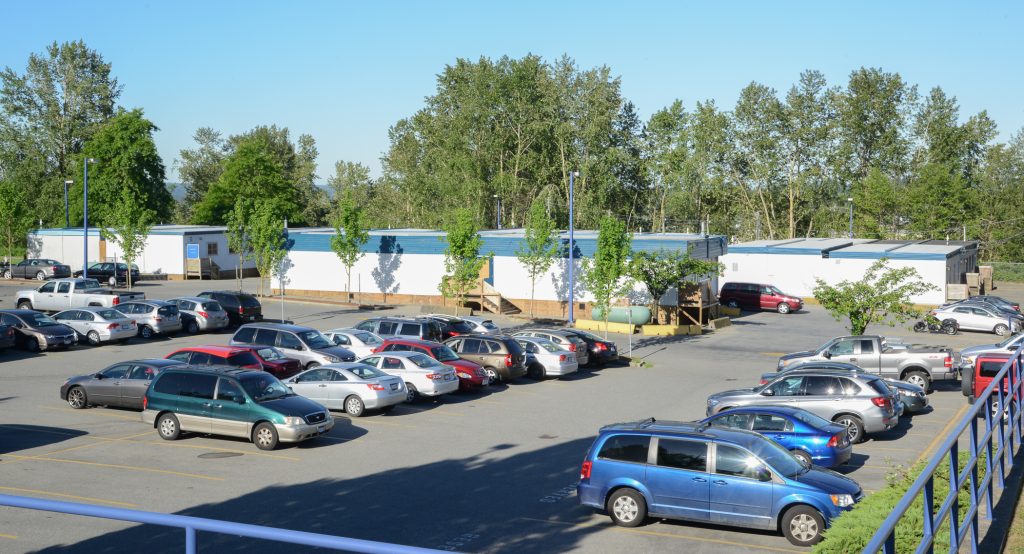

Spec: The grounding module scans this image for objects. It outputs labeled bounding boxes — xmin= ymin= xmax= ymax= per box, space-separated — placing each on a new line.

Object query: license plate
xmin=317 ymin=425 xmax=325 ymax=433
xmin=390 ymin=383 xmax=398 ymax=391
xmin=121 ymin=323 xmax=131 ymax=330
xmin=482 ymin=377 xmax=490 ymax=386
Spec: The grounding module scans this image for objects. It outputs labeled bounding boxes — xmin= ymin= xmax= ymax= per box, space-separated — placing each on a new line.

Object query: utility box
xmin=947 ymin=284 xmax=969 ymax=301
xmin=979 ymin=266 xmax=993 ymax=292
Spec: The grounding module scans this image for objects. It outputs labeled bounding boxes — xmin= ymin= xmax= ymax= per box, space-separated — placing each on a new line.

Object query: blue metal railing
xmin=864 ymin=344 xmax=1024 ymax=553
xmin=0 ymin=494 xmax=448 ymax=554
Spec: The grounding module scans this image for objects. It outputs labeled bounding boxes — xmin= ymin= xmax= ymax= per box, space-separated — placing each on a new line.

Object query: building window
xmin=207 ymin=242 xmax=219 ymax=256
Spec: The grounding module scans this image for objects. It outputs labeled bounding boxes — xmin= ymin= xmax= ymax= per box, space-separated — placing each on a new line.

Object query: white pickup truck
xmin=16 ymin=278 xmax=145 ymax=312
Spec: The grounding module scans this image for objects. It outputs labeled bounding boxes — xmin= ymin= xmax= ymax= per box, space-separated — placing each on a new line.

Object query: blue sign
xmin=186 ymin=244 xmax=200 ymax=259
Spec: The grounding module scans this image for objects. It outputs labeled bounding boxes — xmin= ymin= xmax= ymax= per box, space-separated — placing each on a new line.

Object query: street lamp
xmin=83 ymin=158 xmax=97 ymax=277
xmin=568 ymin=170 xmax=579 ymax=324
xmin=492 ymin=194 xmax=502 ymax=230
xmin=847 ymin=197 xmax=854 ymax=239
xmin=63 ymin=180 xmax=73 ymax=228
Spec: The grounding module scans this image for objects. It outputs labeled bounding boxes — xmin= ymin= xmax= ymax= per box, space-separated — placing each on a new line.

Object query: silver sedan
xmin=516 ymin=337 xmax=578 ymax=379
xmin=285 ymin=363 xmax=406 ymax=417
xmin=53 ymin=307 xmax=137 ymax=346
xmin=323 ymin=328 xmax=384 ymax=358
xmin=169 ymin=297 xmax=231 ymax=334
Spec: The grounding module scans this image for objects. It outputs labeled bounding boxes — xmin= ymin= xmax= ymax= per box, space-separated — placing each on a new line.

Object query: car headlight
xmin=831 ymin=494 xmax=855 ymax=507
xmin=283 ymin=417 xmax=305 ymax=425
xmin=325 ymin=355 xmax=340 ymax=363
xmin=962 ymin=356 xmax=974 ymax=366
xmin=456 ymin=372 xmax=471 ymax=379
xmin=707 ymin=398 xmax=719 ymax=407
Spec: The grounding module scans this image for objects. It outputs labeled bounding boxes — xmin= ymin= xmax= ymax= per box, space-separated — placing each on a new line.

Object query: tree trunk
xmin=530 ymin=277 xmax=536 ymax=319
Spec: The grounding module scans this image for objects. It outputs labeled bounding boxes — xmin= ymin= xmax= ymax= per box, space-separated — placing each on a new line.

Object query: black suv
xmin=354 ymin=317 xmax=443 ymax=342
xmin=198 ymin=291 xmax=263 ymax=325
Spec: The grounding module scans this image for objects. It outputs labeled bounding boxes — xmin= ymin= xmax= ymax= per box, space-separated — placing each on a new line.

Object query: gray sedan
xmin=168 ymin=296 xmax=230 ymax=334
xmin=285 ymin=363 xmax=406 ymax=417
xmin=60 ymin=359 xmax=183 ymax=409
xmin=54 ymin=307 xmax=137 ymax=345
xmin=516 ymin=337 xmax=578 ymax=379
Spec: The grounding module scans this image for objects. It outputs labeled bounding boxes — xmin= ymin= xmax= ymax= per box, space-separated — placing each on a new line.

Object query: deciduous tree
xmin=629 ymin=250 xmax=723 ymax=324
xmin=515 ymin=199 xmax=559 ymax=317
xmin=812 ymin=258 xmax=937 ymax=335
xmin=101 ymin=188 xmax=153 ymax=289
xmin=580 ymin=216 xmax=632 ymax=335
xmin=439 ymin=208 xmax=486 ymax=308
xmin=330 ymin=191 xmax=369 ymax=301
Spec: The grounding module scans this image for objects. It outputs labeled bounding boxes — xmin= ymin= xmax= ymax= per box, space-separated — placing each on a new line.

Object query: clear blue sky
xmin=3 ymin=1 xmax=1022 ymax=182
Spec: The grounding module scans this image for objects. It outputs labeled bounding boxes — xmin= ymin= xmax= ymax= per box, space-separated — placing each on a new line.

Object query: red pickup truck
xmin=962 ymin=353 xmax=1020 ymax=420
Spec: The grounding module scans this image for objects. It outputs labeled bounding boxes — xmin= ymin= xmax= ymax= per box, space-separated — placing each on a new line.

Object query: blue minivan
xmin=577 ymin=418 xmax=863 ymax=546
xmin=699 ymin=406 xmax=853 ymax=468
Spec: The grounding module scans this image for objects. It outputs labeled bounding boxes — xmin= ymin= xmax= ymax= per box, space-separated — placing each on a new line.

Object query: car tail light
xmin=559 ymin=354 xmax=566 ymax=361
xmin=366 ymin=383 xmax=385 ymax=391
xmin=827 ymin=433 xmax=841 ymax=447
xmin=6 ymin=328 xmax=13 ymax=337
xmin=198 ymin=311 xmax=209 ymax=319
xmin=142 ymin=396 xmax=147 ymax=410
xmin=595 ymin=342 xmax=608 ymax=351
xmin=426 ymin=373 xmax=443 ymax=380
xmin=112 ymin=297 xmax=119 ymax=306
xmin=372 ymin=346 xmax=382 ymax=354
xmin=580 ymin=460 xmax=592 ymax=480
xmin=107 ymin=323 xmax=119 ymax=329
xmin=944 ymin=356 xmax=953 ymax=368
xmin=568 ymin=343 xmax=577 ymax=352
xmin=154 ymin=317 xmax=162 ymax=322
xmin=239 ymin=306 xmax=244 ymax=314
xmin=759 ymin=378 xmax=769 ymax=385
xmin=871 ymin=396 xmax=890 ymax=409
xmin=504 ymin=354 xmax=513 ymax=367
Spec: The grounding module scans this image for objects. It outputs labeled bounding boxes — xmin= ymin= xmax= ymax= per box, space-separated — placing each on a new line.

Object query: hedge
xmin=814 ymin=452 xmax=986 ymax=553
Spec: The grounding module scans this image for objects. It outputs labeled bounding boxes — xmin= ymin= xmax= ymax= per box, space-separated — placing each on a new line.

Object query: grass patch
xmin=989 ymin=262 xmax=1024 ymax=283
xmin=1007 ymin=490 xmax=1024 ymax=554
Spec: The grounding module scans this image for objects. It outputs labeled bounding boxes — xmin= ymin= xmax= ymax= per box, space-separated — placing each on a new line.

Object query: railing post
xmin=969 ymin=415 xmax=980 ymax=551
xmin=186 ymin=526 xmax=196 ymax=554
xmin=949 ymin=441 xmax=960 ymax=550
xmin=923 ymin=476 xmax=934 ymax=553
xmin=985 ymin=395 xmax=995 ymax=519
xmin=997 ymin=387 xmax=1007 ymax=490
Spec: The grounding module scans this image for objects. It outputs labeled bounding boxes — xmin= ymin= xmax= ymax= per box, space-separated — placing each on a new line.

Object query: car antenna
xmin=639 ymin=417 xmax=656 ymax=427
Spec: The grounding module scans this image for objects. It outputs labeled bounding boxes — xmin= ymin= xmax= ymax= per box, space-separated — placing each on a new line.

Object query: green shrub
xmin=990 ymin=262 xmax=1024 ymax=284
xmin=814 ymin=452 xmax=986 ymax=553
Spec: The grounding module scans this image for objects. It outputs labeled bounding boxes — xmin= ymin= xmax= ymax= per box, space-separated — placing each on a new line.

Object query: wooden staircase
xmin=478 ymin=281 xmax=521 ymax=315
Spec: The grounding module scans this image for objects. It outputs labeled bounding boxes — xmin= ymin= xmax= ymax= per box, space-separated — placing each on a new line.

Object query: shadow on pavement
xmin=0 ymin=424 xmax=87 ymax=456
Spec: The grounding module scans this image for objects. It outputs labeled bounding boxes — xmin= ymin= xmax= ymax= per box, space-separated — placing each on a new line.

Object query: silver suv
xmin=706 ymin=370 xmax=899 ymax=444
xmin=230 ymin=323 xmax=355 ymax=369
xmin=114 ymin=300 xmax=182 ymax=339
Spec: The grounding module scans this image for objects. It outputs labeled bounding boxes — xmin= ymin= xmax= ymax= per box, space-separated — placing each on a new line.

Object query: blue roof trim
xmin=727 ymin=246 xmax=824 ymax=255
xmin=31 ymin=229 xmax=101 ymax=237
xmin=829 ymin=251 xmax=948 ymax=260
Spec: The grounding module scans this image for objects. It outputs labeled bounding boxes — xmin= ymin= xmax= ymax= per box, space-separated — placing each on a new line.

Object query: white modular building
xmin=721 ymin=238 xmax=979 ymax=305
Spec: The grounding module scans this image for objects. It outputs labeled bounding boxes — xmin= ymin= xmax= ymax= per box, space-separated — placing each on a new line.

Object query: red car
xmin=963 ymin=353 xmax=1019 ymax=420
xmin=165 ymin=345 xmax=264 ymax=370
xmin=374 ymin=338 xmax=488 ymax=390
xmin=719 ymin=281 xmax=803 ymax=314
xmin=230 ymin=345 xmax=303 ymax=379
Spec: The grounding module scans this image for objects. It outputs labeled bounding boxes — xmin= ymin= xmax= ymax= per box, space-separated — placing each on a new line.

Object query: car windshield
xmin=78 ymin=279 xmax=101 ymax=289
xmin=239 ymin=295 xmax=260 ymax=308
xmin=787 ymin=410 xmax=833 ymax=429
xmin=354 ymin=331 xmax=382 ymax=345
xmin=572 ymin=330 xmax=601 ymax=341
xmin=239 ymin=374 xmax=291 ymax=401
xmin=409 ymin=353 xmax=440 ymax=368
xmin=96 ymin=309 xmax=124 ymax=320
xmin=26 ymin=313 xmax=59 ymax=327
xmin=482 ymin=321 xmax=498 ymax=330
xmin=430 ymin=345 xmax=460 ymax=362
xmin=536 ymin=340 xmax=561 ymax=353
xmin=201 ymin=302 xmax=224 ymax=312
xmin=451 ymin=321 xmax=475 ymax=333
xmin=228 ymin=352 xmax=262 ymax=367
xmin=44 ymin=260 xmax=60 ymax=265
xmin=749 ymin=436 xmax=806 ymax=477
xmin=349 ymin=364 xmax=387 ymax=379
xmin=298 ymin=330 xmax=333 ymax=349
xmin=998 ymin=334 xmax=1021 ymax=348
xmin=256 ymin=347 xmax=285 ymax=361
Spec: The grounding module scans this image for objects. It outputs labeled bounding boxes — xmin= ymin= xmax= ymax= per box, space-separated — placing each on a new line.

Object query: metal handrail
xmin=0 ymin=494 xmax=449 ymax=554
xmin=864 ymin=344 xmax=1024 ymax=553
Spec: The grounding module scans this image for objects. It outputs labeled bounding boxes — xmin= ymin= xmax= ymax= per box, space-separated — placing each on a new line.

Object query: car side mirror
xmin=94 ymin=373 xmax=104 ymax=380
xmin=822 ymin=351 xmax=832 ymax=359
xmin=761 ymin=388 xmax=774 ymax=396
xmin=288 ymin=386 xmax=294 ymax=392
xmin=756 ymin=465 xmax=773 ymax=481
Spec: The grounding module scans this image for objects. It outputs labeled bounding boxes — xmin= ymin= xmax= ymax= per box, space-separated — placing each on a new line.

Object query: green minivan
xmin=142 ymin=366 xmax=334 ymax=450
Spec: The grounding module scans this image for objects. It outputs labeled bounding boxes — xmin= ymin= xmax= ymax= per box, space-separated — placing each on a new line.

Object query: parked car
xmin=438 ymin=314 xmax=502 ymax=334
xmin=143 ymin=366 xmax=334 ymax=450
xmin=285 ymin=363 xmax=407 ymax=417
xmin=559 ymin=328 xmax=618 ymax=366
xmin=511 ymin=329 xmax=590 ymax=367
xmin=375 ymin=337 xmax=488 ymax=390
xmin=777 ymin=335 xmax=956 ymax=391
xmin=0 ymin=309 xmax=77 ymax=351
xmin=165 ymin=346 xmax=265 ymax=370
xmin=961 ymin=353 xmax=1018 ymax=420
xmin=707 ymin=370 xmax=899 ymax=443
xmin=229 ymin=345 xmax=302 ymax=379
xmin=354 ymin=316 xmax=444 ymax=342
xmin=3 ymin=258 xmax=71 ymax=280
xmin=719 ymin=282 xmax=803 ymax=314
xmin=229 ymin=323 xmax=355 ymax=369
xmin=576 ymin=418 xmax=862 ymax=546
xmin=515 ymin=336 xmax=578 ymax=379
xmin=61 ymin=359 xmax=183 ymax=409
xmin=422 ymin=315 xmax=478 ymax=340
xmin=760 ymin=361 xmax=926 ymax=415
xmin=322 ymin=328 xmax=384 ymax=358
xmin=53 ymin=307 xmax=137 ymax=345
xmin=699 ymin=406 xmax=853 ymax=468
xmin=357 ymin=351 xmax=459 ymax=402
xmin=72 ymin=262 xmax=140 ymax=286
xmin=932 ymin=304 xmax=1022 ymax=336
xmin=443 ymin=334 xmax=528 ymax=383
xmin=946 ymin=295 xmax=1021 ymax=314
xmin=959 ymin=333 xmax=1024 ymax=375
xmin=0 ymin=322 xmax=16 ymax=352
xmin=168 ymin=297 xmax=231 ymax=334
xmin=114 ymin=300 xmax=182 ymax=339
xmin=196 ymin=291 xmax=262 ymax=325
xmin=16 ymin=278 xmax=144 ymax=312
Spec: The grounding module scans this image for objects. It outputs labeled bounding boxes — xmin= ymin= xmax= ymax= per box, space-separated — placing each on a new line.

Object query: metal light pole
xmin=568 ymin=170 xmax=579 ymax=324
xmin=492 ymin=194 xmax=502 ymax=229
xmin=847 ymin=197 xmax=854 ymax=239
xmin=63 ymin=180 xmax=73 ymax=228
xmin=83 ymin=158 xmax=97 ymax=277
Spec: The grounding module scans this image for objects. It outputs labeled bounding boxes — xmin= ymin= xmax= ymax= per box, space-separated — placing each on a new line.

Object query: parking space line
xmin=615 ymin=527 xmax=803 ymax=553
xmin=37 ymin=405 xmax=140 ymax=421
xmin=916 ymin=403 xmax=970 ymax=464
xmin=334 ymin=417 xmax=416 ymax=428
xmin=0 ymin=533 xmax=15 ymax=539
xmin=860 ymin=445 xmax=919 ymax=452
xmin=3 ymin=454 xmax=224 ymax=481
xmin=0 ymin=486 xmax=137 ymax=508
xmin=760 ymin=352 xmax=786 ymax=356
xmin=394 ymin=407 xmax=463 ymax=417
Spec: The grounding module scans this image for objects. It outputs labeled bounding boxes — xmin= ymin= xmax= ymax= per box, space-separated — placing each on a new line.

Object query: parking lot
xmin=0 ymin=278 xmax=1004 ymax=553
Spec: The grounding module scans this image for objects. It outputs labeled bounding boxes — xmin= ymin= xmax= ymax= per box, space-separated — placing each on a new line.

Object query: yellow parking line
xmin=0 ymin=533 xmax=15 ymax=539
xmin=38 ymin=405 xmax=140 ymax=421
xmin=760 ymin=352 xmax=786 ymax=356
xmin=616 ymin=527 xmax=803 ymax=553
xmin=337 ymin=417 xmax=415 ymax=428
xmin=0 ymin=486 xmax=137 ymax=508
xmin=917 ymin=403 xmax=970 ymax=464
xmin=395 ymin=407 xmax=463 ymax=417
xmin=3 ymin=454 xmax=223 ymax=481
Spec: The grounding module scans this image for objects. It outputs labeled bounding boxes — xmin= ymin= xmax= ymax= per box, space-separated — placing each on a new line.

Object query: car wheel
xmin=139 ymin=325 xmax=154 ymax=339
xmin=961 ymin=370 xmax=974 ymax=397
xmin=781 ymin=505 xmax=825 ymax=546
xmin=2 ymin=270 xmax=9 ymax=279
xmin=186 ymin=320 xmax=200 ymax=334
xmin=834 ymin=414 xmax=865 ymax=444
xmin=790 ymin=449 xmax=812 ymax=467
xmin=67 ymin=386 xmax=88 ymax=409
xmin=17 ymin=301 xmax=32 ymax=310
xmin=344 ymin=395 xmax=365 ymax=417
xmin=913 ymin=321 xmax=927 ymax=333
xmin=25 ymin=337 xmax=40 ymax=352
xmin=904 ymin=370 xmax=931 ymax=392
xmin=528 ymin=363 xmax=545 ymax=380
xmin=405 ymin=383 xmax=418 ymax=403
xmin=607 ymin=488 xmax=646 ymax=528
xmin=777 ymin=302 xmax=792 ymax=314
xmin=484 ymin=367 xmax=500 ymax=383
xmin=35 ymin=271 xmax=44 ymax=280
xmin=252 ymin=422 xmax=279 ymax=450
xmin=157 ymin=413 xmax=180 ymax=441
xmin=726 ymin=299 xmax=739 ymax=309
xmin=86 ymin=331 xmax=101 ymax=346
xmin=108 ymin=276 xmax=116 ymax=287
xmin=306 ymin=362 xmax=320 ymax=370
xmin=994 ymin=324 xmax=1009 ymax=336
